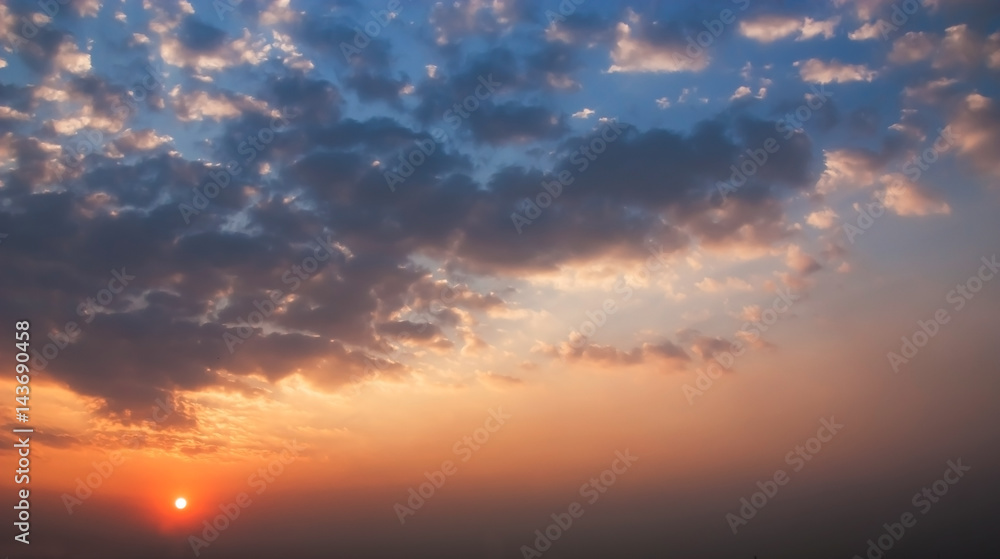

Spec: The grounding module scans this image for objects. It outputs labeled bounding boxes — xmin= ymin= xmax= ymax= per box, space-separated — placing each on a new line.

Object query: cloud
xmin=428 ymin=0 xmax=537 ymax=46
xmin=0 ymin=0 xmax=990 ymax=443
xmin=730 ymin=86 xmax=766 ymax=101
xmin=806 ymin=207 xmax=839 ymax=229
xmin=817 ymin=148 xmax=884 ymax=192
xmin=888 ymin=26 xmax=1000 ymax=68
xmin=477 ymin=371 xmax=525 ymax=390
xmin=467 ymin=102 xmax=569 ymax=145
xmin=608 ymin=21 xmax=708 ymax=73
xmin=155 ymin=16 xmax=270 ymax=73
xmin=259 ymin=0 xmax=301 ymax=26
xmin=888 ymin=32 xmax=937 ymax=64
xmin=816 ymin=138 xmax=909 ymax=194
xmin=795 ymin=58 xmax=877 ymax=83
xmin=903 ymin=77 xmax=960 ymax=103
xmin=0 ymin=105 xmax=30 ymax=121
xmin=730 ymin=86 xmax=753 ymax=100
xmin=536 ymin=339 xmax=689 ymax=367
xmin=877 ymin=173 xmax=952 ymax=216
xmin=739 ymin=305 xmax=762 ymax=322
xmin=0 ymin=423 xmax=82 ymax=450
xmin=785 ymin=245 xmax=822 ymax=275
xmin=695 ymin=276 xmax=753 ymax=293
xmin=990 ymin=32 xmax=1000 ymax=68
xmin=834 ymin=0 xmax=897 ymax=20
xmin=545 ymin=10 xmax=617 ymax=46
xmin=684 ymin=333 xmax=738 ymax=362
xmin=948 ymin=93 xmax=1000 ymax=179
xmin=52 ymin=39 xmax=91 ymax=74
xmin=172 ymin=89 xmax=269 ymax=122
xmin=935 ymin=25 xmax=1000 ymax=69
xmin=798 ymin=17 xmax=842 ymax=40
xmin=739 ymin=16 xmax=840 ymax=43
xmin=848 ymin=21 xmax=884 ymax=41
xmin=377 ymin=320 xmax=451 ymax=347
xmin=342 ymin=70 xmax=410 ymax=108
xmin=112 ymin=129 xmax=174 ymax=153
xmin=739 ymin=15 xmax=803 ymax=42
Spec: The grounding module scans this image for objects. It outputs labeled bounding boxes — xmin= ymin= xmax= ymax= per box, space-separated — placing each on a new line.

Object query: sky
xmin=0 ymin=0 xmax=999 ymax=557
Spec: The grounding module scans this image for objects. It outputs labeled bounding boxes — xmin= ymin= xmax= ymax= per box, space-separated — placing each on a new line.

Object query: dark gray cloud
xmin=177 ymin=16 xmax=228 ymax=52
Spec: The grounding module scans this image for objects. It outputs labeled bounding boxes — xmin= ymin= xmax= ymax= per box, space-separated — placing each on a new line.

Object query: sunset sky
xmin=1 ymin=0 xmax=999 ymax=557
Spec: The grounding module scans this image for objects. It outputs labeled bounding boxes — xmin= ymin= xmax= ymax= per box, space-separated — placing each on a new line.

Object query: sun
xmin=175 ymin=497 xmax=187 ymax=510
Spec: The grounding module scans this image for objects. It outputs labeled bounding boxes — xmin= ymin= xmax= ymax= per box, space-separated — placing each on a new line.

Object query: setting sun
xmin=175 ymin=498 xmax=187 ymax=510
